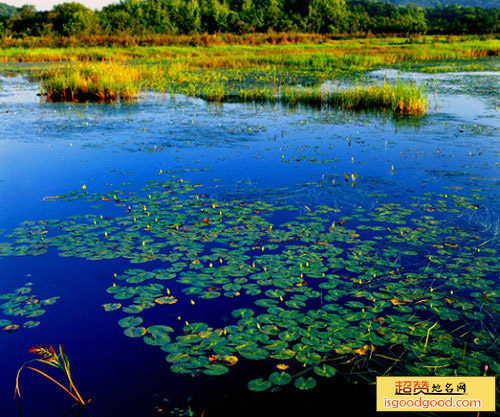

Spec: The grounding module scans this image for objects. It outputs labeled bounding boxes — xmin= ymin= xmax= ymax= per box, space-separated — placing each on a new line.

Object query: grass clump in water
xmin=325 ymin=78 xmax=427 ymax=115
xmin=40 ymin=62 xmax=142 ymax=102
xmin=201 ymin=79 xmax=427 ymax=116
xmin=40 ymin=61 xmax=427 ymax=115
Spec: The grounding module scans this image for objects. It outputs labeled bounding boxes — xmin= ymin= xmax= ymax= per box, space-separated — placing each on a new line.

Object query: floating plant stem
xmin=18 ymin=366 xmax=83 ymax=404
xmin=423 ymin=322 xmax=438 ymax=353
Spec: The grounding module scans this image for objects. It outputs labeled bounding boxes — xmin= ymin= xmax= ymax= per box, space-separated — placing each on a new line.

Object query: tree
xmin=20 ymin=5 xmax=35 ymax=19
xmin=200 ymin=0 xmax=235 ymax=32
xmin=142 ymin=0 xmax=177 ymax=34
xmin=263 ymin=0 xmax=282 ymax=30
xmin=179 ymin=0 xmax=202 ymax=33
xmin=99 ymin=6 xmax=138 ymax=34
xmin=49 ymin=2 xmax=97 ymax=36
xmin=347 ymin=3 xmax=372 ymax=33
xmin=234 ymin=0 xmax=261 ymax=31
xmin=307 ymin=0 xmax=348 ymax=33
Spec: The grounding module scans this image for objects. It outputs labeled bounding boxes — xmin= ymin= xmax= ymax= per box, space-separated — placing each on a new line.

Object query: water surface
xmin=1 ymin=66 xmax=499 ymax=417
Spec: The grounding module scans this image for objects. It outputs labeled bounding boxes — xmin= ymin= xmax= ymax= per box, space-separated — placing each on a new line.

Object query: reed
xmin=204 ymin=79 xmax=427 ymax=115
xmin=38 ymin=59 xmax=426 ymax=115
xmin=40 ymin=62 xmax=142 ymax=101
xmin=1 ymin=36 xmax=499 ymax=69
xmin=15 ymin=344 xmax=90 ymax=406
xmin=4 ymin=36 xmax=499 ymax=114
xmin=325 ymin=78 xmax=427 ymax=115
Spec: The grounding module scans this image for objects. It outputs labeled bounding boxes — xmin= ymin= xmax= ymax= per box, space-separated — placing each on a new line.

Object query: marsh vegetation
xmin=0 ymin=25 xmax=499 ymax=417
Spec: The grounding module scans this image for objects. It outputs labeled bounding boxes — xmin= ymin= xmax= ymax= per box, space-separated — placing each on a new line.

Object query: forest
xmin=0 ymin=0 xmax=499 ymax=39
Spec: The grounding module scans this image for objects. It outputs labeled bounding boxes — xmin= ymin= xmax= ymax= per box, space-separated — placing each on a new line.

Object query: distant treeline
xmin=1 ymin=0 xmax=499 ymax=38
xmin=381 ymin=0 xmax=500 ymax=8
xmin=0 ymin=2 xmax=17 ymax=17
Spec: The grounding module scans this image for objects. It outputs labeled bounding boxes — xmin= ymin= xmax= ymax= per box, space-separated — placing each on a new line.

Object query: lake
xmin=1 ymin=63 xmax=499 ymax=417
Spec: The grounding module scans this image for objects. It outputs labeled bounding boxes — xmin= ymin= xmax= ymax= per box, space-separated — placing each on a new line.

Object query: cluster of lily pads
xmin=0 ymin=283 xmax=59 ymax=332
xmin=0 ymin=174 xmax=499 ymax=392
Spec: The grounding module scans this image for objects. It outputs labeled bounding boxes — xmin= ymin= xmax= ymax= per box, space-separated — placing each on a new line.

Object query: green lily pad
xmin=238 ymin=348 xmax=269 ymax=360
xmin=232 ymin=308 xmax=254 ymax=319
xmin=24 ymin=309 xmax=46 ymax=318
xmin=269 ymin=371 xmax=292 ymax=386
xmin=248 ymin=378 xmax=272 ymax=392
xmin=40 ymin=297 xmax=60 ymax=305
xmin=313 ymin=364 xmax=337 ymax=377
xmin=271 ymin=348 xmax=296 ymax=360
xmin=202 ymin=364 xmax=229 ymax=376
xmin=294 ymin=376 xmax=317 ymax=390
xmin=103 ymin=303 xmax=122 ymax=312
xmin=144 ymin=325 xmax=174 ymax=346
xmin=170 ymin=364 xmax=195 ymax=375
xmin=118 ymin=316 xmax=144 ymax=328
xmin=122 ymin=304 xmax=147 ymax=314
xmin=296 ymin=351 xmax=322 ymax=365
xmin=124 ymin=326 xmax=147 ymax=338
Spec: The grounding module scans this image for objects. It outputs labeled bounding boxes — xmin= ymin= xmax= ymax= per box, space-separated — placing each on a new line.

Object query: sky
xmin=3 ymin=0 xmax=118 ymax=10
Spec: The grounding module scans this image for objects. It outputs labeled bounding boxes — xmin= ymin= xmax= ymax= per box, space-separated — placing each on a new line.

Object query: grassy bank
xmin=0 ymin=32 xmax=333 ymax=49
xmin=2 ymin=36 xmax=499 ymax=70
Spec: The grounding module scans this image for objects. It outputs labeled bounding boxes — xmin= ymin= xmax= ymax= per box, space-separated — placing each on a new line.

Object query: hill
xmin=0 ymin=2 xmax=18 ymax=17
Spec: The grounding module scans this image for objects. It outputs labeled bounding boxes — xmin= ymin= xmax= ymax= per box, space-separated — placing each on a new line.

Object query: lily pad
xmin=313 ymin=364 xmax=337 ymax=377
xmin=248 ymin=378 xmax=272 ymax=392
xmin=118 ymin=316 xmax=144 ymax=328
xmin=144 ymin=325 xmax=174 ymax=346
xmin=103 ymin=303 xmax=122 ymax=312
xmin=238 ymin=348 xmax=269 ymax=360
xmin=294 ymin=376 xmax=317 ymax=390
xmin=202 ymin=364 xmax=229 ymax=376
xmin=269 ymin=371 xmax=292 ymax=386
xmin=124 ymin=326 xmax=147 ymax=338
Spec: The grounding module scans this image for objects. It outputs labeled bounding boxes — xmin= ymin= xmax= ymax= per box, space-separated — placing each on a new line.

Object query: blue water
xmin=1 ymin=68 xmax=499 ymax=417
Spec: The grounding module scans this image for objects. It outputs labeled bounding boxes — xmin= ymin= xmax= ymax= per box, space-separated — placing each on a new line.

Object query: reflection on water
xmin=369 ymin=68 xmax=500 ymax=128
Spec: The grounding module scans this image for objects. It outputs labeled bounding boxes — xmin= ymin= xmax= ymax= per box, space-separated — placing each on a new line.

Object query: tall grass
xmin=198 ymin=79 xmax=426 ymax=115
xmin=30 ymin=35 xmax=487 ymax=112
xmin=284 ymin=79 xmax=427 ymax=115
xmin=4 ymin=36 xmax=499 ymax=115
xmin=39 ymin=61 xmax=427 ymax=115
xmin=40 ymin=62 xmax=142 ymax=101
xmin=1 ymin=36 xmax=499 ymax=69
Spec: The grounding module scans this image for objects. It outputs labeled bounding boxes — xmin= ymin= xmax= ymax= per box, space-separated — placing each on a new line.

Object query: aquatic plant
xmin=4 ymin=36 xmax=487 ymax=115
xmin=15 ymin=344 xmax=89 ymax=406
xmin=38 ymin=60 xmax=426 ymax=115
xmin=40 ymin=62 xmax=142 ymax=102
xmin=25 ymin=36 xmax=496 ymax=111
xmin=0 ymin=284 xmax=59 ymax=333
xmin=1 ymin=36 xmax=499 ymax=65
xmin=3 ymin=175 xmax=500 ymax=393
xmin=278 ymin=78 xmax=427 ymax=115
